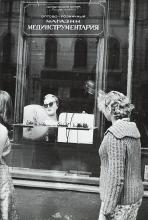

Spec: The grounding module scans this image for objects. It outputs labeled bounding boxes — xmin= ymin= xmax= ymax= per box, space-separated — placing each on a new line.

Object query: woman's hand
xmin=2 ymin=147 xmax=11 ymax=157
xmin=98 ymin=212 xmax=107 ymax=220
xmin=2 ymin=142 xmax=11 ymax=157
xmin=98 ymin=202 xmax=107 ymax=220
xmin=2 ymin=137 xmax=11 ymax=157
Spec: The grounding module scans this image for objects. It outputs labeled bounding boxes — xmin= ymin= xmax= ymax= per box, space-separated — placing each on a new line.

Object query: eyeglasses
xmin=43 ymin=101 xmax=55 ymax=108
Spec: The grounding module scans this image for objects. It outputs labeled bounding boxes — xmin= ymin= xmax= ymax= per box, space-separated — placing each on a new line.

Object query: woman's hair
xmin=0 ymin=90 xmax=13 ymax=123
xmin=98 ymin=90 xmax=134 ymax=119
xmin=43 ymin=94 xmax=59 ymax=107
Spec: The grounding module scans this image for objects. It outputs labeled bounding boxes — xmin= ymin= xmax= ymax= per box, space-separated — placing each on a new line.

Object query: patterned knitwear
xmin=99 ymin=119 xmax=144 ymax=216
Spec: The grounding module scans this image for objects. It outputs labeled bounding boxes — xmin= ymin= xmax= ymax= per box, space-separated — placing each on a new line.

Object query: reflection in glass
xmin=45 ymin=38 xmax=57 ymax=68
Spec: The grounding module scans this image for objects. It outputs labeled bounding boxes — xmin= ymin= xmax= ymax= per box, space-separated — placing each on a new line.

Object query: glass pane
xmin=3 ymin=0 xmax=147 ymax=180
xmin=7 ymin=0 xmax=107 ymax=177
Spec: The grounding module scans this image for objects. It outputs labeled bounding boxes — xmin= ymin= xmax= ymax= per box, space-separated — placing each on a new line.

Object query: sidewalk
xmin=15 ymin=186 xmax=147 ymax=220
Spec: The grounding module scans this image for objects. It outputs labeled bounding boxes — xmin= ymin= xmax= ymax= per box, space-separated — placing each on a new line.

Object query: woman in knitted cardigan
xmin=98 ymin=91 xmax=143 ymax=220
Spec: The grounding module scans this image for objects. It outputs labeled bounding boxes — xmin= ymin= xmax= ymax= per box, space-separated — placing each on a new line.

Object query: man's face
xmin=43 ymin=96 xmax=58 ymax=117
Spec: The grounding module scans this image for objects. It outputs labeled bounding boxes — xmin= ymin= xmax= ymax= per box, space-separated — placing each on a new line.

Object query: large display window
xmin=5 ymin=0 xmax=107 ymax=179
xmin=0 ymin=0 xmax=148 ymax=183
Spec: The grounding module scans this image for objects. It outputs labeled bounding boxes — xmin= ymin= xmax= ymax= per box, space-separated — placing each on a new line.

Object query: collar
xmin=105 ymin=119 xmax=140 ymax=139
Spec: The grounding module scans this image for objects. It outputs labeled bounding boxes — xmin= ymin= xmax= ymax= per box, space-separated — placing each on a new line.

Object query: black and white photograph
xmin=0 ymin=0 xmax=147 ymax=219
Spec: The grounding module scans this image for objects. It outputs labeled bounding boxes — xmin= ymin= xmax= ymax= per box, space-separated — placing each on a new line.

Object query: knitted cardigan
xmin=99 ymin=119 xmax=144 ymax=216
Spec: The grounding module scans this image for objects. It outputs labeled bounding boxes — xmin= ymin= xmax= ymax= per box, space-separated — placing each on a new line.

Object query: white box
xmin=57 ymin=113 xmax=94 ymax=144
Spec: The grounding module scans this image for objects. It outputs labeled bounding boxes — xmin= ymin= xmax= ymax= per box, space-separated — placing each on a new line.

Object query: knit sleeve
xmin=101 ymin=132 xmax=126 ymax=216
xmin=2 ymin=137 xmax=11 ymax=157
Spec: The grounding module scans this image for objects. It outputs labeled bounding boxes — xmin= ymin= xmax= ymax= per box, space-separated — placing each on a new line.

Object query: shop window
xmin=109 ymin=0 xmax=121 ymax=18
xmin=5 ymin=1 xmax=105 ymax=179
xmin=45 ymin=38 xmax=57 ymax=68
xmin=108 ymin=37 xmax=120 ymax=70
xmin=0 ymin=0 xmax=146 ymax=187
xmin=74 ymin=38 xmax=87 ymax=68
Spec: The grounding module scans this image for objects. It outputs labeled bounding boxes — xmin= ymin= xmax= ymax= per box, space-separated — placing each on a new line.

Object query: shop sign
xmin=22 ymin=1 xmax=106 ymax=37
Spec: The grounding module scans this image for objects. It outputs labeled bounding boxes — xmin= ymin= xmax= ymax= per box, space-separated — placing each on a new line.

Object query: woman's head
xmin=43 ymin=94 xmax=59 ymax=117
xmin=0 ymin=90 xmax=13 ymax=123
xmin=97 ymin=90 xmax=134 ymax=121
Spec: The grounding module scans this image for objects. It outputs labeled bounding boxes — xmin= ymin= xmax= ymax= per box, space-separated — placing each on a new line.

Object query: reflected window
xmin=12 ymin=1 xmax=20 ymax=16
xmin=45 ymin=38 xmax=57 ymax=68
xmin=109 ymin=0 xmax=121 ymax=18
xmin=1 ymin=32 xmax=15 ymax=104
xmin=108 ymin=37 xmax=120 ymax=70
xmin=74 ymin=38 xmax=87 ymax=68
xmin=145 ymin=38 xmax=148 ymax=70
xmin=0 ymin=0 xmax=15 ymax=17
xmin=2 ymin=32 xmax=14 ymax=64
xmin=124 ymin=0 xmax=129 ymax=18
xmin=0 ymin=0 xmax=9 ymax=17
